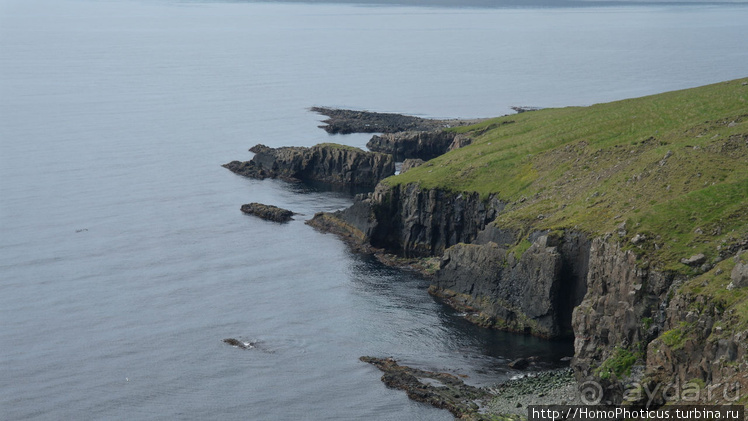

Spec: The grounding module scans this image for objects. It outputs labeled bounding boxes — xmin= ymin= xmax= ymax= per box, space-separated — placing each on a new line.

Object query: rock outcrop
xmin=359 ymin=357 xmax=495 ymax=420
xmin=431 ymin=232 xmax=589 ymax=339
xmin=570 ymin=238 xmax=677 ymax=404
xmin=240 ymin=203 xmax=294 ymax=223
xmin=399 ymin=158 xmax=425 ymax=174
xmin=366 ymin=130 xmax=471 ymax=161
xmin=307 ymin=183 xmax=503 ymax=258
xmin=366 ymin=183 xmax=504 ymax=257
xmin=223 ymin=143 xmax=394 ymax=188
xmin=311 ymin=107 xmax=473 ymax=134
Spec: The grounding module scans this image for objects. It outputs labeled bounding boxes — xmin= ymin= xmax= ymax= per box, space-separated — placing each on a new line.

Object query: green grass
xmin=383 ymin=78 xmax=748 ymax=272
xmin=315 ymin=143 xmax=368 ymax=152
xmin=596 ymin=347 xmax=640 ymax=380
xmin=660 ymin=323 xmax=689 ymax=350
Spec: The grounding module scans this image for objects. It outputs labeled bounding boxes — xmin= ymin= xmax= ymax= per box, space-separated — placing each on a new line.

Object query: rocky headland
xmin=311 ymin=106 xmax=484 ymax=135
xmin=225 ymin=82 xmax=748 ymax=418
xmin=305 ymin=79 xmax=748 ymax=416
xmin=223 ymin=143 xmax=394 ymax=188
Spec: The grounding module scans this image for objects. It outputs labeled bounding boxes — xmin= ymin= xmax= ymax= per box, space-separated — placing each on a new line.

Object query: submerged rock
xmin=240 ymin=203 xmax=294 ymax=223
xmin=223 ymin=338 xmax=255 ymax=349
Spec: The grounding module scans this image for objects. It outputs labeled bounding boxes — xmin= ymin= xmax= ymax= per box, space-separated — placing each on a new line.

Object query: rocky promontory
xmin=307 ymin=79 xmax=748 ymax=411
xmin=240 ymin=203 xmax=294 ymax=223
xmin=311 ymin=106 xmax=480 ymax=135
xmin=223 ymin=143 xmax=394 ymax=188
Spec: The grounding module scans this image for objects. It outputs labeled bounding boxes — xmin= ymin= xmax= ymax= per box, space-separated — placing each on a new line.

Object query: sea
xmin=1 ymin=0 xmax=746 ymax=419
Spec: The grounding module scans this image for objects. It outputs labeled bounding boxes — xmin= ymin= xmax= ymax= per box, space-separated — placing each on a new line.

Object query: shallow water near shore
xmin=2 ymin=0 xmax=748 ymax=419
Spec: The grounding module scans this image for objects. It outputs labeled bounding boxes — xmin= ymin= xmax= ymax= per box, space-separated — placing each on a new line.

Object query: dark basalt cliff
xmin=432 ymin=230 xmax=589 ymax=339
xmin=366 ymin=183 xmax=504 ymax=257
xmin=316 ymin=184 xmax=747 ymax=407
xmin=247 ymin=82 xmax=748 ymax=414
xmin=306 ymin=79 xmax=748 ymax=410
xmin=366 ymin=130 xmax=471 ymax=161
xmin=223 ymin=143 xmax=394 ymax=188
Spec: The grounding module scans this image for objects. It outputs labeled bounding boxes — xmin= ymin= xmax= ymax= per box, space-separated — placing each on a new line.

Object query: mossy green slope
xmin=385 ymin=78 xmax=748 ymax=272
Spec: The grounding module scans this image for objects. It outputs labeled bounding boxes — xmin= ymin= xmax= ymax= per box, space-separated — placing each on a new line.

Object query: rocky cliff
xmin=308 ymin=79 xmax=748 ymax=411
xmin=366 ymin=130 xmax=471 ymax=161
xmin=309 ymin=182 xmax=503 ymax=257
xmin=431 ymin=230 xmax=589 ymax=339
xmin=223 ymin=143 xmax=394 ymax=188
xmin=367 ymin=182 xmax=504 ymax=257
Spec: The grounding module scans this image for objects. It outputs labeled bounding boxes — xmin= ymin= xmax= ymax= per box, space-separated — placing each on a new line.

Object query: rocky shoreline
xmin=360 ymin=356 xmax=580 ymax=420
xmin=225 ymin=93 xmax=748 ymax=418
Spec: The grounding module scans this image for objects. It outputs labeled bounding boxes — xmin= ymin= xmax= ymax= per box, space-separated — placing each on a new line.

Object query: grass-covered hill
xmin=386 ymin=78 xmax=748 ymax=274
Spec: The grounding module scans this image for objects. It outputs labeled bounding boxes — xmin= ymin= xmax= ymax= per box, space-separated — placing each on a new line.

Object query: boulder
xmin=240 ymin=203 xmax=294 ymax=223
xmin=681 ymin=253 xmax=706 ymax=266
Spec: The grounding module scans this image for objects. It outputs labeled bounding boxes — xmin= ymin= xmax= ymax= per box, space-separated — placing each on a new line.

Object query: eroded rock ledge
xmin=312 ymin=106 xmax=476 ymax=134
xmin=359 ymin=357 xmax=499 ymax=420
xmin=223 ymin=143 xmax=394 ymax=188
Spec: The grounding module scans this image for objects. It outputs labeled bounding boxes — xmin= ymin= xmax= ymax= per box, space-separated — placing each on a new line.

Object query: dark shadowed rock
xmin=223 ymin=338 xmax=254 ymax=349
xmin=240 ymin=203 xmax=294 ymax=223
xmin=430 ymin=233 xmax=589 ymax=338
xmin=223 ymin=143 xmax=394 ymax=188
xmin=508 ymin=358 xmax=529 ymax=370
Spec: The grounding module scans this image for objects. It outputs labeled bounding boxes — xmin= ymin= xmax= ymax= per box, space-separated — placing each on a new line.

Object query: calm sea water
xmin=1 ymin=0 xmax=747 ymax=419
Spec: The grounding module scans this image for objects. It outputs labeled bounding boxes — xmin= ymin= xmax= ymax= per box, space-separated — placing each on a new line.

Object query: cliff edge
xmin=310 ymin=78 xmax=748 ymax=408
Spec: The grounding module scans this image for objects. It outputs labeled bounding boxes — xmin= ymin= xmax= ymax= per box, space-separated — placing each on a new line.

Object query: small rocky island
xmin=240 ymin=203 xmax=294 ymax=223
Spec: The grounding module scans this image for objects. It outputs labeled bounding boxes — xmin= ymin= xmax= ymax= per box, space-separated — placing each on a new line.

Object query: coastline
xmin=226 ymin=92 xmax=748 ymax=418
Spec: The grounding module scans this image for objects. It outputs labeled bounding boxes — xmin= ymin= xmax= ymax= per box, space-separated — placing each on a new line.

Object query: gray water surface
xmin=1 ymin=0 xmax=747 ymax=419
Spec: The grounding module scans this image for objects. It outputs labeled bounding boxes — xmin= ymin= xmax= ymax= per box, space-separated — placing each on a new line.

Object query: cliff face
xmin=303 ymin=80 xmax=748 ymax=410
xmin=366 ymin=182 xmax=504 ymax=257
xmin=366 ymin=130 xmax=471 ymax=161
xmin=431 ymin=231 xmax=589 ymax=338
xmin=223 ymin=143 xmax=394 ymax=187
xmin=570 ymin=238 xmax=676 ymax=403
xmin=318 ymin=185 xmax=746 ymax=406
xmin=639 ymin=251 xmax=748 ymax=406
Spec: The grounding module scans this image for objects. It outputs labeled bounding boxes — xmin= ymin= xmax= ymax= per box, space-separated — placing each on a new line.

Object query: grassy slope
xmin=385 ymin=78 xmax=748 ymax=272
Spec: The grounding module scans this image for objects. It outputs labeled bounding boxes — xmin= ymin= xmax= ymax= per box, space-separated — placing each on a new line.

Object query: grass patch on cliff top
xmin=384 ymin=78 xmax=748 ymax=271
